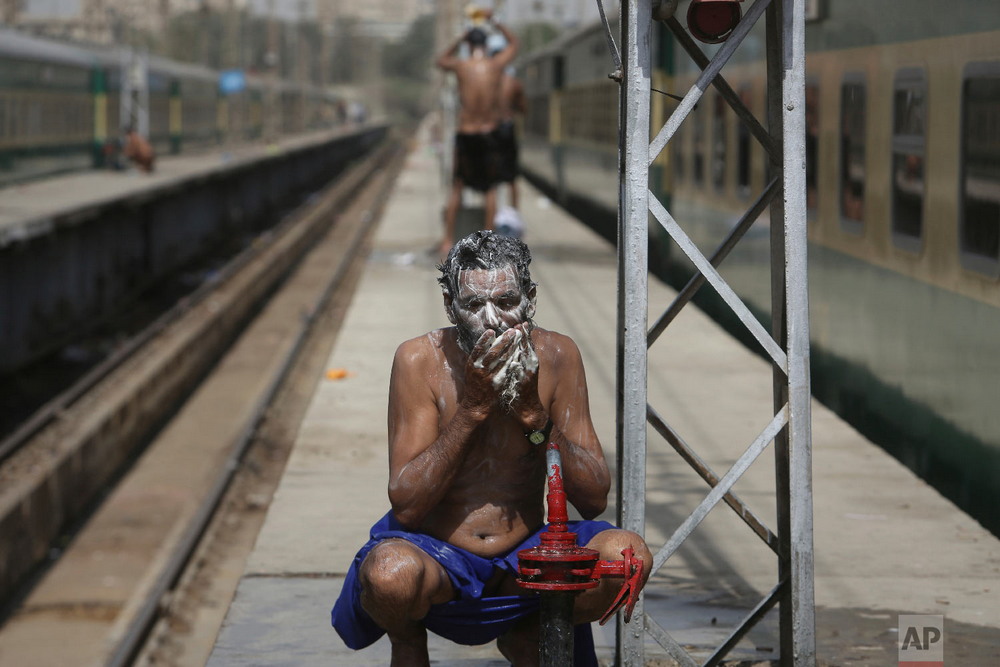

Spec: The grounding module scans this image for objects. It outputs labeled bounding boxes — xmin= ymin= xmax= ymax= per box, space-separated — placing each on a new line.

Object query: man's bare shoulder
xmin=393 ymin=327 xmax=459 ymax=373
xmin=393 ymin=328 xmax=454 ymax=367
xmin=531 ymin=326 xmax=582 ymax=363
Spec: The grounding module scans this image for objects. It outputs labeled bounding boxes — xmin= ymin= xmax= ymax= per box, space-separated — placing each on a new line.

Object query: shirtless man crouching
xmin=435 ymin=12 xmax=518 ymax=256
xmin=332 ymin=231 xmax=652 ymax=666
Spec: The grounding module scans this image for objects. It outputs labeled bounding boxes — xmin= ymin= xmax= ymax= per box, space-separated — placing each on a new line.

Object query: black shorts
xmin=453 ymin=131 xmax=501 ymax=192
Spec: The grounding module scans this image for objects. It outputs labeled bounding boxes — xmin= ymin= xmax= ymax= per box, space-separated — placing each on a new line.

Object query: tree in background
xmin=381 ymin=14 xmax=436 ymax=127
xmin=519 ymin=22 xmax=560 ymax=53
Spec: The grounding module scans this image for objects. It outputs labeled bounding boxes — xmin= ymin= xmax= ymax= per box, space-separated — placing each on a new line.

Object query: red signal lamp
xmin=687 ymin=0 xmax=744 ymax=44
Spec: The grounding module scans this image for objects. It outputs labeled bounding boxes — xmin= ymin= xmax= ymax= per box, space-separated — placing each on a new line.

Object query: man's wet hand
xmin=475 ymin=328 xmax=522 ymax=372
xmin=461 ymin=329 xmax=507 ymax=414
xmin=508 ymin=326 xmax=544 ymax=427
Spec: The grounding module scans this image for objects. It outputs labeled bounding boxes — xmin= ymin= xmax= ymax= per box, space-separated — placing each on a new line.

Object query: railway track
xmin=0 ymin=135 xmax=407 ymax=665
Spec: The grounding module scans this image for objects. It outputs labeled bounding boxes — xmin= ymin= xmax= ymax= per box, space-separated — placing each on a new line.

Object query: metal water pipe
xmin=517 ymin=442 xmax=642 ymax=665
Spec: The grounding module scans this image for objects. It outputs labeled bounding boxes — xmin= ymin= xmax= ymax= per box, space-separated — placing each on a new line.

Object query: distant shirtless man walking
xmin=435 ymin=12 xmax=518 ymax=256
xmin=332 ymin=230 xmax=652 ymax=666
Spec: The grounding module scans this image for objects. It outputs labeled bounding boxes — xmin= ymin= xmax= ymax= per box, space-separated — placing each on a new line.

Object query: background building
xmin=499 ymin=0 xmax=602 ymax=31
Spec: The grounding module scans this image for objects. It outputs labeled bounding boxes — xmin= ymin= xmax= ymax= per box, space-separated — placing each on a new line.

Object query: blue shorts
xmin=331 ymin=511 xmax=616 ymax=663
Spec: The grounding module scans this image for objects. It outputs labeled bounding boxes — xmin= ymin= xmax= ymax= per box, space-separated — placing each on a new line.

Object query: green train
xmin=0 ymin=27 xmax=346 ymax=186
xmin=517 ymin=0 xmax=1000 ymax=535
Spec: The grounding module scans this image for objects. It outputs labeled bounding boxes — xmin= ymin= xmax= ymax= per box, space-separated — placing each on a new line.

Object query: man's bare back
xmin=451 ymin=59 xmax=507 ymax=134
xmin=436 ymin=14 xmax=518 ymax=135
xmin=434 ymin=16 xmax=519 ymax=254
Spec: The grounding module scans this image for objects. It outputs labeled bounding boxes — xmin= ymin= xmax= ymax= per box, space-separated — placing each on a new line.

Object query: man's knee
xmin=588 ymin=529 xmax=653 ymax=583
xmin=360 ymin=540 xmax=424 ymax=602
xmin=573 ymin=528 xmax=653 ymax=624
xmin=358 ymin=539 xmax=452 ymax=621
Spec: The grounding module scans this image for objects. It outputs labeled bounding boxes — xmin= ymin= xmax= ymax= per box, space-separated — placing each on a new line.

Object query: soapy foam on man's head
xmin=440 ymin=231 xmax=537 ymax=356
xmin=441 ymin=232 xmax=540 ymax=407
xmin=438 ymin=230 xmax=535 ymax=305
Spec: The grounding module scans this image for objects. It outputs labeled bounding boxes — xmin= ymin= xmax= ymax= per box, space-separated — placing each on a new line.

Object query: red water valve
xmin=516 ymin=443 xmax=643 ymax=624
xmin=592 ymin=545 xmax=643 ymax=624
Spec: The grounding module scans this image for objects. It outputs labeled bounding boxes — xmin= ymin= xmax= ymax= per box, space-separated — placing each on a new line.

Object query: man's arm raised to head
xmin=490 ymin=20 xmax=519 ymax=69
xmin=436 ymin=32 xmax=467 ymax=72
xmin=386 ymin=337 xmax=486 ymax=528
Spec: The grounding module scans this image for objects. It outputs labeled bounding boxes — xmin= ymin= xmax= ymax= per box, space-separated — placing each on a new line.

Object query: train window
xmin=737 ymin=86 xmax=752 ymax=197
xmin=693 ymin=96 xmax=706 ymax=187
xmin=840 ymin=74 xmax=866 ymax=232
xmin=891 ymin=68 xmax=927 ymax=252
xmin=711 ymin=93 xmax=727 ymax=192
xmin=805 ymin=79 xmax=819 ymax=217
xmin=960 ymin=63 xmax=1000 ymax=275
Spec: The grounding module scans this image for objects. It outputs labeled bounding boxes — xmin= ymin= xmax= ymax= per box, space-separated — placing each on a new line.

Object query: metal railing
xmin=612 ymin=0 xmax=816 ymax=664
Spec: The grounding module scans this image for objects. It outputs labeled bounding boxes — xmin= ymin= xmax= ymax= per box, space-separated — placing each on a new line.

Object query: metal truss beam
xmin=614 ymin=0 xmax=815 ymax=664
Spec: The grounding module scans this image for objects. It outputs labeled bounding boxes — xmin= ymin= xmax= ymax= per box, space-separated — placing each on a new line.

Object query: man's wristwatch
xmin=525 ymin=418 xmax=554 ymax=446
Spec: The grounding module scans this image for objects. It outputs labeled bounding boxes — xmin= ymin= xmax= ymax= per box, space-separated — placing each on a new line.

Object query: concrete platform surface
xmin=208 ymin=117 xmax=1000 ymax=666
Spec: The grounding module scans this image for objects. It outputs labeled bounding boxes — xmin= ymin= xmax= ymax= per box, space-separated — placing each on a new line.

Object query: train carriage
xmin=517 ymin=0 xmax=1000 ymax=535
xmin=148 ymin=57 xmax=221 ymax=150
xmin=0 ymin=27 xmax=348 ymax=186
xmin=0 ymin=31 xmax=101 ymax=182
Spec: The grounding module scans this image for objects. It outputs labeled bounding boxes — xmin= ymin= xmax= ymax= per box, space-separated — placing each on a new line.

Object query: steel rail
xmin=648 ymin=0 xmax=772 ymax=164
xmin=616 ymin=0 xmax=652 ymax=662
xmin=647 ymin=192 xmax=788 ymax=371
xmin=661 ymin=14 xmax=778 ymax=158
xmin=651 ymin=406 xmax=788 ymax=573
xmin=643 ymin=613 xmax=699 ymax=667
xmin=647 ymin=176 xmax=780 ymax=347
xmin=595 ymin=0 xmax=623 ymax=77
xmin=704 ymin=578 xmax=785 ymax=667
xmin=646 ymin=404 xmax=781 ymax=555
xmin=105 ymin=141 xmax=404 ymax=667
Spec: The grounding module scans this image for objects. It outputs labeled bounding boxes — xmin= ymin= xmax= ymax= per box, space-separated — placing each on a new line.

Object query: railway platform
xmin=0 ymin=126 xmax=364 ymax=247
xmin=0 ymin=123 xmax=385 ymax=376
xmin=205 ymin=120 xmax=1000 ymax=665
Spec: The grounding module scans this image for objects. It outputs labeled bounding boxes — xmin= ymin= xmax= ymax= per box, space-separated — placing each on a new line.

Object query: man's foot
xmin=389 ymin=638 xmax=431 ymax=667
